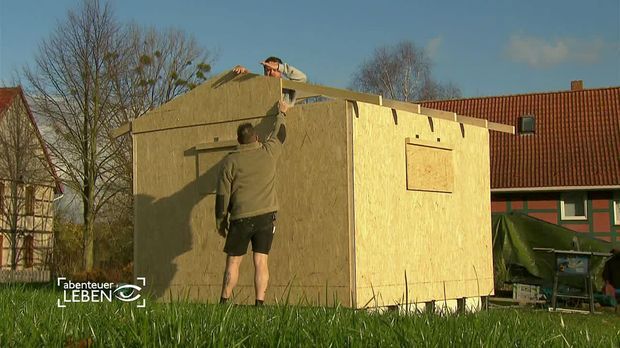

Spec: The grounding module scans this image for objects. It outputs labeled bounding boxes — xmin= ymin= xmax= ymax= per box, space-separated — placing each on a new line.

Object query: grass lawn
xmin=1 ymin=284 xmax=618 ymax=347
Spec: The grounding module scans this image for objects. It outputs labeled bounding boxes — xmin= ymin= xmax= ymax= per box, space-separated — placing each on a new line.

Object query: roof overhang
xmin=282 ymin=78 xmax=514 ymax=134
xmin=112 ymin=70 xmax=515 ymax=138
xmin=491 ymin=185 xmax=620 ymax=193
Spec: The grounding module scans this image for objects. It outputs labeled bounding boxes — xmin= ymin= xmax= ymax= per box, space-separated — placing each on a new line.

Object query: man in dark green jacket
xmin=216 ymin=100 xmax=289 ymax=306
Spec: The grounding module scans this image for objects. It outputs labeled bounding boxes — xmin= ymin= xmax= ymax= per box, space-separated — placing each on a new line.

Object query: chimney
xmin=571 ymin=80 xmax=583 ymax=91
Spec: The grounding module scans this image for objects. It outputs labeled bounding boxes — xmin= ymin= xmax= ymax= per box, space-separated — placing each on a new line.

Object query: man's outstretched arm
xmin=264 ymin=100 xmax=289 ymax=159
xmin=274 ymin=100 xmax=288 ymax=143
xmin=278 ymin=63 xmax=307 ymax=83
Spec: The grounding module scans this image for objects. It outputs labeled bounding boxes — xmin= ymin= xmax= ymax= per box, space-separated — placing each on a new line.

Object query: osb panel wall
xmin=131 ymin=73 xmax=282 ymax=134
xmin=134 ymin=100 xmax=352 ymax=306
xmin=350 ymin=102 xmax=494 ymax=307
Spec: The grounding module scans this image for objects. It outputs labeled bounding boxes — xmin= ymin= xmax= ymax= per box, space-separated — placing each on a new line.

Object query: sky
xmin=0 ymin=0 xmax=619 ymax=98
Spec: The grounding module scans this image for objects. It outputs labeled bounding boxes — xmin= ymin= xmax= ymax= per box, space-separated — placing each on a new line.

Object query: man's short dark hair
xmin=264 ymin=56 xmax=283 ymax=64
xmin=237 ymin=123 xmax=256 ymax=144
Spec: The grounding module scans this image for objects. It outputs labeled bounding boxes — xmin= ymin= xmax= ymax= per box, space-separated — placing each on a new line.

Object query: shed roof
xmin=113 ymin=71 xmax=514 ymax=137
xmin=420 ymin=86 xmax=620 ymax=190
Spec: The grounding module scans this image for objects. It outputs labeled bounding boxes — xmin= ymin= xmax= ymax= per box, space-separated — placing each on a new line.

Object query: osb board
xmin=405 ymin=141 xmax=454 ymax=193
xmin=134 ymin=100 xmax=353 ymax=306
xmin=131 ymin=73 xmax=282 ymax=134
xmin=350 ymin=102 xmax=494 ymax=308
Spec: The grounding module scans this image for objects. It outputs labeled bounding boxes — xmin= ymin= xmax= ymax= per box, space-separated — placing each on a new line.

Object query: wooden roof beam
xmin=419 ymin=107 xmax=457 ymax=121
xmin=382 ymin=99 xmax=421 ymax=114
xmin=281 ymin=79 xmax=382 ymax=105
xmin=111 ymin=122 xmax=132 ymax=138
xmin=281 ymin=80 xmax=513 ymax=134
xmin=456 ymin=114 xmax=488 ymax=128
xmin=488 ymin=121 xmax=515 ymax=134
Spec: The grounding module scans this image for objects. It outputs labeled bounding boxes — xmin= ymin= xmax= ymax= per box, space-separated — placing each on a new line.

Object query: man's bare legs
xmin=220 ymin=255 xmax=243 ymax=301
xmin=220 ymin=253 xmax=269 ymax=304
xmin=253 ymin=252 xmax=269 ymax=302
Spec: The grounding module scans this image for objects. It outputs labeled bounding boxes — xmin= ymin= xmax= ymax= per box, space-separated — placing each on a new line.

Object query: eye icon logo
xmin=114 ymin=284 xmax=142 ymax=302
xmin=56 ymin=277 xmax=147 ymax=308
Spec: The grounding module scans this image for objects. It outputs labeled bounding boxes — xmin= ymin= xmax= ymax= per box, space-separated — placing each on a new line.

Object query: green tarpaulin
xmin=492 ymin=213 xmax=612 ymax=290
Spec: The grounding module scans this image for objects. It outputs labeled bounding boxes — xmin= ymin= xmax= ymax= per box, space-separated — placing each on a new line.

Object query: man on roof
xmin=233 ymin=56 xmax=307 ymax=105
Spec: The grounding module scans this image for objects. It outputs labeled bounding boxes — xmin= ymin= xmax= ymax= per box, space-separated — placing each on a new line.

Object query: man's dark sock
xmin=220 ymin=297 xmax=229 ymax=304
xmin=255 ymin=299 xmax=264 ymax=306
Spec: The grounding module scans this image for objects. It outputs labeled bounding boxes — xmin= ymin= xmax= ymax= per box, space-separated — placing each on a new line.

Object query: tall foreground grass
xmin=1 ymin=285 xmax=618 ymax=347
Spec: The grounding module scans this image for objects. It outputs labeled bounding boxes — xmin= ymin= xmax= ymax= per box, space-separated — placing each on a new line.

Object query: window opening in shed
xmin=405 ymin=138 xmax=454 ymax=193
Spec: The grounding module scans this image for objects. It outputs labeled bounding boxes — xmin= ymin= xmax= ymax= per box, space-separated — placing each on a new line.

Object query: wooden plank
xmin=405 ymin=137 xmax=452 ymax=151
xmin=489 ymin=297 xmax=546 ymax=305
xmin=382 ymin=99 xmax=421 ymax=114
xmin=195 ymin=139 xmax=238 ymax=151
xmin=419 ymin=107 xmax=457 ymax=121
xmin=488 ymin=121 xmax=515 ymax=134
xmin=456 ymin=115 xmax=488 ymax=128
xmin=132 ymin=132 xmax=138 ymax=288
xmin=381 ymin=101 xmax=512 ymax=133
xmin=111 ymin=122 xmax=131 ymax=138
xmin=281 ymin=79 xmax=382 ymax=105
xmin=346 ymin=102 xmax=357 ymax=308
xmin=196 ymin=139 xmax=239 ymax=194
xmin=294 ymin=90 xmax=322 ymax=100
xmin=132 ymin=74 xmax=281 ymax=134
xmin=406 ymin=143 xmax=454 ymax=193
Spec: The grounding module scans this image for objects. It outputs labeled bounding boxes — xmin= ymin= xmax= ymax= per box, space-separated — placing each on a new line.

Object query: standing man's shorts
xmin=224 ymin=212 xmax=276 ymax=256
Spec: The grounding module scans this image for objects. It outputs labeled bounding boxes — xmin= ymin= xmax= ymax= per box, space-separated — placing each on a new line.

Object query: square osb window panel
xmin=405 ymin=139 xmax=453 ymax=193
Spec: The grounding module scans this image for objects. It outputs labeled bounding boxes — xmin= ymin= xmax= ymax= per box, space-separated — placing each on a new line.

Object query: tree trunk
xmin=10 ymin=234 xmax=17 ymax=271
xmin=9 ymin=183 xmax=19 ymax=270
xmin=82 ymin=189 xmax=95 ymax=271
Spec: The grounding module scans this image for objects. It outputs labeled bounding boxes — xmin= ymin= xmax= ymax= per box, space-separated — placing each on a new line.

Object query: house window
xmin=614 ymin=192 xmax=620 ymax=226
xmin=25 ymin=186 xmax=35 ymax=216
xmin=518 ymin=115 xmax=536 ymax=134
xmin=24 ymin=235 xmax=34 ymax=268
xmin=560 ymin=192 xmax=587 ymax=220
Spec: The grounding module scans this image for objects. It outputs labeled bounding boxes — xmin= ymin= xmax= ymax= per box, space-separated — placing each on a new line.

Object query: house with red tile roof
xmin=0 ymin=86 xmax=62 ymax=281
xmin=421 ymin=81 xmax=620 ymax=245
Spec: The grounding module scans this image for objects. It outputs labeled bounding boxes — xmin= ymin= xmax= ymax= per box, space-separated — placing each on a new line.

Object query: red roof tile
xmin=420 ymin=87 xmax=620 ymax=189
xmin=0 ymin=88 xmax=19 ymax=114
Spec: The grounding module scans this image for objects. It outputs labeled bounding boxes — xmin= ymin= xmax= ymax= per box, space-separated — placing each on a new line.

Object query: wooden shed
xmin=115 ymin=71 xmax=513 ymax=309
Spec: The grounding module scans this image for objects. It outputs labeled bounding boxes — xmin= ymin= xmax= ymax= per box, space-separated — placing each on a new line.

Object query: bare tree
xmin=23 ymin=0 xmax=213 ymax=271
xmin=350 ymin=41 xmax=461 ymax=102
xmin=106 ymin=25 xmax=212 ymax=218
xmin=0 ymin=92 xmax=55 ymax=271
xmin=24 ymin=0 xmax=123 ymax=271
xmin=113 ymin=25 xmax=212 ymax=118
